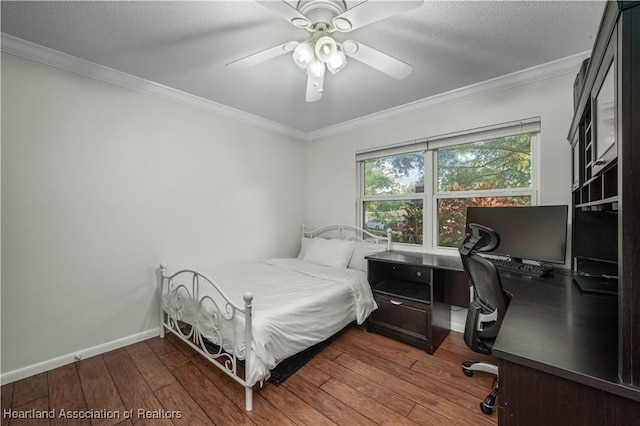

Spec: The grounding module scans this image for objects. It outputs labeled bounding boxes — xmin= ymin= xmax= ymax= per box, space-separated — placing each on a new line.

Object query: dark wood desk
xmin=492 ymin=270 xmax=640 ymax=425
xmin=493 ymin=270 xmax=618 ymax=385
xmin=367 ymin=251 xmax=640 ymax=425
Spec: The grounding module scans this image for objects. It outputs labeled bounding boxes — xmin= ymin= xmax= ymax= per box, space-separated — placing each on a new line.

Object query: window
xmin=357 ymin=119 xmax=538 ymax=251
xmin=361 ymin=152 xmax=425 ymax=244
xmin=435 ymin=133 xmax=534 ymax=248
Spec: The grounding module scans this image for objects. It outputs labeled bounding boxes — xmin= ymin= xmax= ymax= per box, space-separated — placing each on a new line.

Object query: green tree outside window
xmin=361 ymin=133 xmax=533 ymax=248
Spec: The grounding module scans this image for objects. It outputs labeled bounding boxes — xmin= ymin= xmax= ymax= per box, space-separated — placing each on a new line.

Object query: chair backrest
xmin=459 ymin=224 xmax=511 ymax=348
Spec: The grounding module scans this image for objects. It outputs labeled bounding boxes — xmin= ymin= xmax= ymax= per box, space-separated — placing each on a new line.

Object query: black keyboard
xmin=488 ymin=258 xmax=553 ymax=277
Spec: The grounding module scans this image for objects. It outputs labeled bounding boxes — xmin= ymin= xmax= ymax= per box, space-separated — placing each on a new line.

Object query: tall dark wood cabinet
xmin=568 ymin=0 xmax=640 ymax=387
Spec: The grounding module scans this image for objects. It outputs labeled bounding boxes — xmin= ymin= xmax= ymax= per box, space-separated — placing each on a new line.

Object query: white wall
xmin=304 ymin=73 xmax=576 ymax=331
xmin=305 ymin=73 xmax=575 ymax=239
xmin=1 ymin=53 xmax=306 ymax=378
xmin=1 ymin=50 xmax=579 ymax=376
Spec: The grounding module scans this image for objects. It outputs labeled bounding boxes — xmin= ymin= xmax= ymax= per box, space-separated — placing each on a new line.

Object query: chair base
xmin=462 ymin=361 xmax=499 ymax=415
xmin=461 ymin=360 xmax=499 ymax=376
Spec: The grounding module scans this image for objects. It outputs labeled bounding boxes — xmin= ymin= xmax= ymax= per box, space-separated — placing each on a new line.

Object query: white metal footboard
xmin=158 ymin=264 xmax=255 ymax=411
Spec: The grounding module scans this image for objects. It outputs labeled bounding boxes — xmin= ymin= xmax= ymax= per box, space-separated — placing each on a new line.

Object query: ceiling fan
xmin=226 ymin=0 xmax=424 ymax=102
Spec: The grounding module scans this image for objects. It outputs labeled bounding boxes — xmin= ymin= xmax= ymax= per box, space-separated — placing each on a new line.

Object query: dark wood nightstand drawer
xmin=371 ymin=292 xmax=429 ymax=337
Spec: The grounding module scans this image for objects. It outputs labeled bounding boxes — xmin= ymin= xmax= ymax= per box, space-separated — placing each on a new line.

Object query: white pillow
xmin=348 ymin=242 xmax=387 ymax=272
xmin=297 ymin=237 xmax=314 ymax=259
xmin=303 ymin=238 xmax=356 ymax=268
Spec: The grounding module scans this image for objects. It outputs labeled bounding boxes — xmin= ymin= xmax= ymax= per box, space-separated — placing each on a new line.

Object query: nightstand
xmin=366 ymin=251 xmax=452 ymax=353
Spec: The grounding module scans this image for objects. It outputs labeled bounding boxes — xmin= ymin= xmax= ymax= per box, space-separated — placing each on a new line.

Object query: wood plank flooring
xmin=2 ymin=326 xmax=498 ymax=425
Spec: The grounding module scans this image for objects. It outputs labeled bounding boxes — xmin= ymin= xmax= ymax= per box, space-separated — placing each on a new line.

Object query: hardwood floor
xmin=2 ymin=326 xmax=498 ymax=425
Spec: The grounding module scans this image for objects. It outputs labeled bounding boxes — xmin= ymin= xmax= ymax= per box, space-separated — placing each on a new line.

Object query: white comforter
xmin=163 ymin=258 xmax=377 ymax=386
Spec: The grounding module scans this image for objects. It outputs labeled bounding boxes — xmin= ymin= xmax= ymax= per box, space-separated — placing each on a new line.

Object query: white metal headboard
xmin=302 ymin=224 xmax=392 ymax=251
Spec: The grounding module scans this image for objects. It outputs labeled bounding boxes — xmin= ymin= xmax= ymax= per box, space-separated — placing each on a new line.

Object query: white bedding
xmin=163 ymin=258 xmax=377 ymax=386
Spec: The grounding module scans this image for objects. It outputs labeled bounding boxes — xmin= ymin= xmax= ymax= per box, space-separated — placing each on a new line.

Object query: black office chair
xmin=458 ymin=223 xmax=512 ymax=415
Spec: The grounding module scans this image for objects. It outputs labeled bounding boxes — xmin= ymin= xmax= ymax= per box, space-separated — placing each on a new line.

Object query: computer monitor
xmin=465 ymin=205 xmax=568 ymax=264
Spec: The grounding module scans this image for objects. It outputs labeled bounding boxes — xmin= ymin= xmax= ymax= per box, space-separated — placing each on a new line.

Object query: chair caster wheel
xmin=480 ymin=401 xmax=493 ymax=415
xmin=480 ymin=388 xmax=499 ymax=415
xmin=462 ymin=361 xmax=474 ymax=377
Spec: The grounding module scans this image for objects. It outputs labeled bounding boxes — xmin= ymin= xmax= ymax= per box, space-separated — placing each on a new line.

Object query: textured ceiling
xmin=1 ymin=1 xmax=605 ymax=134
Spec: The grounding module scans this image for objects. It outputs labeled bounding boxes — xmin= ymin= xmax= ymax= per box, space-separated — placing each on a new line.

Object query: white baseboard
xmin=1 ymin=328 xmax=161 ymax=385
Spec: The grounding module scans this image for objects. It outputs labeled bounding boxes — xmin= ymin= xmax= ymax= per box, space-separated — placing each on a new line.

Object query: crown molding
xmin=306 ymin=50 xmax=591 ymax=141
xmin=2 ymin=32 xmax=589 ymax=142
xmin=1 ymin=33 xmax=308 ymax=140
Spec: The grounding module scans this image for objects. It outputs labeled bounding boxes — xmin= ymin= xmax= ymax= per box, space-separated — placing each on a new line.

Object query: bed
xmin=159 ymin=224 xmax=391 ymax=410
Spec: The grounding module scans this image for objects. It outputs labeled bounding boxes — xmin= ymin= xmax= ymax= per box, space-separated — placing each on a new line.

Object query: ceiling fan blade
xmin=255 ymin=0 xmax=311 ymax=28
xmin=342 ymin=40 xmax=413 ymax=79
xmin=333 ymin=0 xmax=424 ymax=32
xmin=306 ymin=74 xmax=324 ymax=102
xmin=226 ymin=41 xmax=298 ymax=69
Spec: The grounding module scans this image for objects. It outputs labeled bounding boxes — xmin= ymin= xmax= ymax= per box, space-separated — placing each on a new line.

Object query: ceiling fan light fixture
xmin=327 ymin=50 xmax=347 ymax=74
xmin=248 ymin=0 xmax=421 ymax=101
xmin=293 ymin=41 xmax=314 ymax=69
xmin=315 ymin=36 xmax=337 ymax=62
xmin=307 ymin=59 xmax=326 ymax=78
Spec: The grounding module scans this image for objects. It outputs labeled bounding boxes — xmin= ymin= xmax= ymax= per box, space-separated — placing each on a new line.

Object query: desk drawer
xmin=371 ymin=291 xmax=429 ymax=337
xmin=368 ymin=261 xmax=432 ymax=287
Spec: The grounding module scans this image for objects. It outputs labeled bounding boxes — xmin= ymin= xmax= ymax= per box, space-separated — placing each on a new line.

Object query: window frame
xmin=431 ymin=132 xmax=539 ymax=253
xmin=356 ymin=119 xmax=540 ymax=254
xmin=358 ymin=152 xmax=427 ymax=246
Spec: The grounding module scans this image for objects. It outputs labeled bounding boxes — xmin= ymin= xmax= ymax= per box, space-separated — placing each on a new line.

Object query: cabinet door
xmin=571 ymin=133 xmax=580 ymax=191
xmin=592 ymin=39 xmax=617 ymax=176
